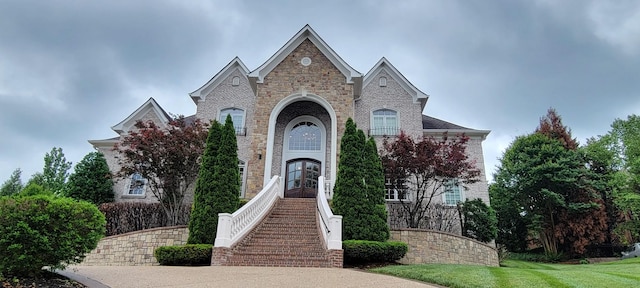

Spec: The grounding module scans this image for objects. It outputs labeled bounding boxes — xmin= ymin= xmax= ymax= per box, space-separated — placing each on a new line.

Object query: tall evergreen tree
xmin=210 ymin=115 xmax=241 ymax=239
xmin=0 ymin=168 xmax=23 ymax=196
xmin=363 ymin=136 xmax=390 ymax=240
xmin=333 ymin=118 xmax=388 ymax=241
xmin=66 ymin=152 xmax=114 ymax=205
xmin=188 ymin=120 xmax=222 ymax=244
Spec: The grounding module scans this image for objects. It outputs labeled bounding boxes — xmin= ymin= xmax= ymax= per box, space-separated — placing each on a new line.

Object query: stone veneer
xmin=390 ymin=229 xmax=499 ymax=266
xmin=246 ymin=39 xmax=354 ymax=197
xmin=82 ymin=226 xmax=188 ymax=266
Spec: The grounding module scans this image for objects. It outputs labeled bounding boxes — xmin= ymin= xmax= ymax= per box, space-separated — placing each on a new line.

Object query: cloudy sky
xmin=1 ymin=0 xmax=639 ymax=184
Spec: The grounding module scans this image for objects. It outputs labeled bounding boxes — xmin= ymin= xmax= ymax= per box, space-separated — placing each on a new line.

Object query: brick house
xmin=89 ymin=25 xmax=491 ymax=228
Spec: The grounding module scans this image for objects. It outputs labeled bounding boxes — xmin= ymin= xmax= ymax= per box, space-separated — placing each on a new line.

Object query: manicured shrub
xmin=99 ymin=202 xmax=190 ymax=236
xmin=342 ymin=240 xmax=408 ymax=264
xmin=0 ymin=195 xmax=106 ymax=276
xmin=154 ymin=244 xmax=213 ymax=266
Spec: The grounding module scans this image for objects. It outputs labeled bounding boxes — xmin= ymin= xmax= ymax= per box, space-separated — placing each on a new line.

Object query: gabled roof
xmin=248 ymin=25 xmax=362 ymax=85
xmin=110 ymin=97 xmax=171 ymax=134
xmin=189 ymin=57 xmax=250 ymax=104
xmin=364 ymin=57 xmax=429 ymax=109
xmin=422 ymin=115 xmax=490 ymax=139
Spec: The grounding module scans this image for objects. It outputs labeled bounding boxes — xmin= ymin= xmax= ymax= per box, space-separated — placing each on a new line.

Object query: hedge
xmin=154 ymin=244 xmax=213 ymax=266
xmin=99 ymin=202 xmax=190 ymax=236
xmin=343 ymin=240 xmax=408 ymax=264
xmin=0 ymin=195 xmax=106 ymax=276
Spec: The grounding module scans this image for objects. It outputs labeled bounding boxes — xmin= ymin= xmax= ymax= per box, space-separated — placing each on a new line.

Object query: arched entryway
xmin=264 ymin=93 xmax=338 ymax=188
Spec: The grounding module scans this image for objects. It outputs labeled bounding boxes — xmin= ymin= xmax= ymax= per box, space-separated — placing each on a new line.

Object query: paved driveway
xmin=63 ymin=266 xmax=440 ymax=288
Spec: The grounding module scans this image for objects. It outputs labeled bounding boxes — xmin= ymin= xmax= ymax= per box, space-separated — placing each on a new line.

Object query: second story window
xmin=371 ymin=109 xmax=398 ymax=136
xmin=219 ymin=108 xmax=245 ymax=135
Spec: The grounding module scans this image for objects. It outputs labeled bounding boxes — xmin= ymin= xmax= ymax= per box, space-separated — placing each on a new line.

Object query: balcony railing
xmin=368 ymin=127 xmax=401 ymax=136
xmin=234 ymin=126 xmax=247 ymax=136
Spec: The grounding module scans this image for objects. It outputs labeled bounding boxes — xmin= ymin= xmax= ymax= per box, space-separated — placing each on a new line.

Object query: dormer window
xmin=232 ymin=76 xmax=240 ymax=86
xmin=379 ymin=77 xmax=387 ymax=87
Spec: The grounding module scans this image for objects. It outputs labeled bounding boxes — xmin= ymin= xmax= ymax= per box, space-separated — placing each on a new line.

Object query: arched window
xmin=232 ymin=76 xmax=240 ymax=86
xmin=371 ymin=109 xmax=398 ymax=136
xmin=127 ymin=172 xmax=146 ymax=195
xmin=379 ymin=76 xmax=387 ymax=87
xmin=219 ymin=108 xmax=245 ymax=135
xmin=288 ymin=121 xmax=321 ymax=151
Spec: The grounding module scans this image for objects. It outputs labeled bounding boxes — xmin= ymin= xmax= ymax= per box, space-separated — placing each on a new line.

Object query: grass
xmin=371 ymin=257 xmax=640 ymax=288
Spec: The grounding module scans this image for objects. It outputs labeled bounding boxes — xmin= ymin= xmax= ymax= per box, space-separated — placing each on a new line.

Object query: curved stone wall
xmin=390 ymin=229 xmax=499 ymax=267
xmin=82 ymin=226 xmax=188 ymax=266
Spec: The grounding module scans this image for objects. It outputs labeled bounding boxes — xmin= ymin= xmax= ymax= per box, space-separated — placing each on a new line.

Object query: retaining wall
xmin=390 ymin=229 xmax=499 ymax=266
xmin=82 ymin=226 xmax=188 ymax=266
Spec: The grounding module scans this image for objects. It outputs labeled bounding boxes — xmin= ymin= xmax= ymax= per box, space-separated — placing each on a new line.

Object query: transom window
xmin=371 ymin=109 xmax=398 ymax=136
xmin=127 ymin=172 xmax=146 ymax=195
xmin=288 ymin=122 xmax=321 ymax=151
xmin=443 ymin=179 xmax=463 ymax=206
xmin=219 ymin=108 xmax=245 ymax=135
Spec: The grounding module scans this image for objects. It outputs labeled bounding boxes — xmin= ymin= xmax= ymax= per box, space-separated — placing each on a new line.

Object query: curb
xmin=56 ymin=269 xmax=110 ymax=288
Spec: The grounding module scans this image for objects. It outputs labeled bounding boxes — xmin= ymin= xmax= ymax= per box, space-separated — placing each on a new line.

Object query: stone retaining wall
xmin=82 ymin=226 xmax=188 ymax=266
xmin=391 ymin=229 xmax=499 ymax=266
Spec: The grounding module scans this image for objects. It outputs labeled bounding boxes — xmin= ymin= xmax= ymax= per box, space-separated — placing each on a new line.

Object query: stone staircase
xmin=223 ymin=198 xmax=337 ymax=267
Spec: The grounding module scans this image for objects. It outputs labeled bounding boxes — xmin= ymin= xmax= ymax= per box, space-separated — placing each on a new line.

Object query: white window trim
xmin=370 ymin=108 xmax=400 ymax=136
xmin=281 ymin=116 xmax=326 ymax=179
xmin=442 ymin=179 xmax=464 ymax=206
xmin=379 ymin=76 xmax=387 ymax=87
xmin=384 ymin=176 xmax=409 ymax=202
xmin=125 ymin=172 xmax=147 ymax=197
xmin=218 ymin=107 xmax=246 ymax=135
xmin=239 ymin=159 xmax=247 ymax=198
xmin=232 ymin=76 xmax=240 ymax=86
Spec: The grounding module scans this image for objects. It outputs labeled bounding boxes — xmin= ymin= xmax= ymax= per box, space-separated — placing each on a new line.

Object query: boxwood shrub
xmin=343 ymin=240 xmax=408 ymax=264
xmin=0 ymin=194 xmax=106 ymax=276
xmin=154 ymin=244 xmax=213 ymax=266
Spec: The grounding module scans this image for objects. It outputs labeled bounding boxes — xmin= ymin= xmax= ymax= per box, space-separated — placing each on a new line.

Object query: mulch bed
xmin=1 ymin=271 xmax=86 ymax=288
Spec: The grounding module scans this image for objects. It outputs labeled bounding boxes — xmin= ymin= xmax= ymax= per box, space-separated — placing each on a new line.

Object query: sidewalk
xmin=62 ymin=266 xmax=440 ymax=288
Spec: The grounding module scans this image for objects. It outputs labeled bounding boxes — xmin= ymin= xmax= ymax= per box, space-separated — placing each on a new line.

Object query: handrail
xmin=317 ymin=176 xmax=342 ymax=250
xmin=214 ymin=175 xmax=283 ymax=248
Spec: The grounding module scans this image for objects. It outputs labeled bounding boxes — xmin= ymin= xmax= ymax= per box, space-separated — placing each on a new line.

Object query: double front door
xmin=285 ymin=159 xmax=320 ymax=198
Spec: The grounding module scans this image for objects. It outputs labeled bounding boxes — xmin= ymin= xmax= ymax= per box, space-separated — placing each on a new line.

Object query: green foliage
xmin=458 ymin=198 xmax=497 ymax=243
xmin=492 ymin=133 xmax=604 ymax=255
xmin=99 ymin=202 xmax=191 ymax=236
xmin=188 ymin=120 xmax=222 ymax=244
xmin=0 ymin=168 xmax=23 ymax=196
xmin=66 ymin=152 xmax=114 ymax=205
xmin=333 ymin=118 xmax=389 ymax=241
xmin=42 ymin=147 xmax=72 ymax=195
xmin=489 ymin=183 xmax=529 ymax=252
xmin=211 ymin=115 xmax=240 ymax=235
xmin=0 ymin=195 xmax=105 ymax=276
xmin=18 ymin=183 xmax=54 ymax=197
xmin=154 ymin=244 xmax=213 ymax=266
xmin=342 ymin=240 xmax=408 ymax=264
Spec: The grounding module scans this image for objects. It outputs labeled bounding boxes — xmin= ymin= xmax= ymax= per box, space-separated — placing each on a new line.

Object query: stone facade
xmin=82 ymin=226 xmax=188 ymax=266
xmin=390 ymin=229 xmax=499 ymax=266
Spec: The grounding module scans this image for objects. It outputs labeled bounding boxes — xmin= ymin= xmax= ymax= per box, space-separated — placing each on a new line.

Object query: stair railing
xmin=215 ymin=175 xmax=283 ymax=248
xmin=317 ymin=176 xmax=342 ymax=250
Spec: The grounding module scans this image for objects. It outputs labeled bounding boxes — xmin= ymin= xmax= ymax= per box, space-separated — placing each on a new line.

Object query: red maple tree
xmin=381 ymin=132 xmax=481 ymax=228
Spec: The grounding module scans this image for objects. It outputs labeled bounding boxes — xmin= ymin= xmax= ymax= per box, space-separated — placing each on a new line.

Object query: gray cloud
xmin=1 ymin=0 xmax=639 ymax=183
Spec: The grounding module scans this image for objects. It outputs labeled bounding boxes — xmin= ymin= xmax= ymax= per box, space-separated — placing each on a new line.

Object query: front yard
xmin=372 ymin=258 xmax=640 ymax=288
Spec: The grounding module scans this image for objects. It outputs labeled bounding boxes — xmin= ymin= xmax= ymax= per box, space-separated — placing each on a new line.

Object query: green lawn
xmin=371 ymin=258 xmax=640 ymax=288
